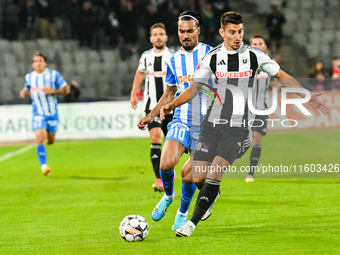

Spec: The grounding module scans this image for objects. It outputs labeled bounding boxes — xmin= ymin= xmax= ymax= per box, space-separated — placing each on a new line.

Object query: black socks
xmin=150 ymin=144 xmax=161 ymax=178
xmin=190 ymin=178 xmax=221 ymax=225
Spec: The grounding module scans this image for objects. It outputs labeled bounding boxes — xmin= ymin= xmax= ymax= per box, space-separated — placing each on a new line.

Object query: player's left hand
xmin=33 ymin=87 xmax=55 ymax=95
xmin=308 ymin=91 xmax=329 ymax=116
xmin=160 ymin=104 xmax=174 ymax=120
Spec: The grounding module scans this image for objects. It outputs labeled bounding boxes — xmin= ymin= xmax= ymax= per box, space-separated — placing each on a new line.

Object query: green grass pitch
xmin=0 ymin=129 xmax=339 ymax=254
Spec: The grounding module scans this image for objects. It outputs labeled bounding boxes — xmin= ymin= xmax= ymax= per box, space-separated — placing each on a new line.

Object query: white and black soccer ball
xmin=119 ymin=215 xmax=149 ymax=242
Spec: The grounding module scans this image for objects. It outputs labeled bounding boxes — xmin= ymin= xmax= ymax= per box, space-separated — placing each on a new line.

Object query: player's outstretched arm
xmin=274 ymin=69 xmax=329 ymax=116
xmin=137 ymin=85 xmax=177 ymax=130
xmin=19 ymin=88 xmax=30 ymax=98
xmin=130 ymin=70 xmax=146 ymax=110
xmin=160 ymin=81 xmax=202 ymax=120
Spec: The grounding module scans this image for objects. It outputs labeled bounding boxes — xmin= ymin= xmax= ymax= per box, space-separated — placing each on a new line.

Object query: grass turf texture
xmin=0 ymin=129 xmax=339 ymax=254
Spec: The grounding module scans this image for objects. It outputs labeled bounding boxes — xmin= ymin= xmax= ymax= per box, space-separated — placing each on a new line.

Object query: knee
xmin=36 ymin=136 xmax=46 ymax=145
xmin=193 ymin=178 xmax=205 ymax=186
xmin=150 ymin=129 xmax=161 ymax=144
xmin=182 ymin=174 xmax=192 ymax=184
xmin=47 ymin=140 xmax=54 ymax=145
xmin=160 ymin=159 xmax=175 ymax=172
xmin=252 ymin=132 xmax=262 ymax=146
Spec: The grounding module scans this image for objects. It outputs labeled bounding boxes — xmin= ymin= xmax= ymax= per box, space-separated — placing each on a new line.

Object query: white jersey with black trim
xmin=138 ymin=47 xmax=174 ymax=112
xmin=25 ymin=68 xmax=67 ymax=116
xmin=165 ymin=42 xmax=212 ymax=126
xmin=193 ymin=42 xmax=280 ymax=128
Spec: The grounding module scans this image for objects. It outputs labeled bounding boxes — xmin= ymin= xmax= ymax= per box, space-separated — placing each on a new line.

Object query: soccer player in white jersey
xmin=137 ymin=11 xmax=212 ymax=230
xmin=246 ymin=35 xmax=272 ymax=183
xmin=20 ymin=51 xmax=70 ymax=175
xmin=130 ymin=23 xmax=174 ymax=192
xmin=160 ymin=12 xmax=329 ymax=237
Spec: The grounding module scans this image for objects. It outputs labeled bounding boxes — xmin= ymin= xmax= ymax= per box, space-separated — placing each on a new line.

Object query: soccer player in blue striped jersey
xmin=20 ymin=51 xmax=70 ymax=176
xmin=138 ymin=10 xmax=212 ymax=230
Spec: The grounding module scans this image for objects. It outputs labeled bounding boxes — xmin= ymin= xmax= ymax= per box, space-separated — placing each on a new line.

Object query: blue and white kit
xmin=165 ymin=42 xmax=212 ymax=152
xmin=25 ymin=68 xmax=67 ymax=133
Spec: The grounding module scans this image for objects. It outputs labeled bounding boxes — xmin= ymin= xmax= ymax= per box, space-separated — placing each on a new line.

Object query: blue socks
xmin=36 ymin=145 xmax=47 ymax=166
xmin=160 ymin=168 xmax=174 ymax=197
xmin=179 ymin=182 xmax=197 ymax=214
xmin=159 ymin=169 xmax=197 ymax=214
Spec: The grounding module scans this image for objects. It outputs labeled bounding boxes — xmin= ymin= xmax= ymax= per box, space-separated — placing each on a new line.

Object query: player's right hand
xmin=130 ymin=94 xmax=138 ymax=110
xmin=137 ymin=116 xmax=152 ymax=130
xmin=160 ymin=104 xmax=174 ymax=120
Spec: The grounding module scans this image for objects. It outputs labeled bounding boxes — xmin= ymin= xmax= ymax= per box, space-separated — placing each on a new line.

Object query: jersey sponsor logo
xmin=148 ymin=71 xmax=166 ymax=77
xmin=178 ymin=74 xmax=195 ymax=84
xmin=32 ymin=87 xmax=47 ymax=92
xmin=216 ymin=70 xmax=253 ymax=78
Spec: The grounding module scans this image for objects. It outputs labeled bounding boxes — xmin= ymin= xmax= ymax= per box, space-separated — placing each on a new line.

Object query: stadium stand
xmin=1 ymin=0 xmax=339 ymax=104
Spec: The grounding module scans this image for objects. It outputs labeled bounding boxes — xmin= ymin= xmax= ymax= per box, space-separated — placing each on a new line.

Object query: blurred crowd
xmin=1 ymin=0 xmax=230 ymax=51
xmin=309 ymin=56 xmax=340 ymax=91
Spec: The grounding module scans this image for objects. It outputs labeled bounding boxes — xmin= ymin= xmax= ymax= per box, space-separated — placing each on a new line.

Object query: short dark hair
xmin=150 ymin=23 xmax=167 ymax=36
xmin=220 ymin=12 xmax=243 ymax=28
xmin=331 ymin=55 xmax=340 ymax=61
xmin=32 ymin=51 xmax=47 ymax=63
xmin=178 ymin=10 xmax=204 ymax=27
xmin=249 ymin=35 xmax=266 ymax=44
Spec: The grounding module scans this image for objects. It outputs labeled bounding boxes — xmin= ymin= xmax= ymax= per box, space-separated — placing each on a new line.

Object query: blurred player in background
xmin=246 ymin=35 xmax=271 ymax=183
xmin=138 ymin=11 xmax=212 ymax=230
xmin=20 ymin=51 xmax=70 ymax=176
xmin=130 ymin=23 xmax=174 ymax=192
xmin=159 ymin=12 xmax=329 ymax=237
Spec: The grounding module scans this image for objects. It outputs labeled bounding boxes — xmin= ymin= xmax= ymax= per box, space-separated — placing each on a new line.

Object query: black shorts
xmin=251 ymin=115 xmax=268 ymax=135
xmin=193 ymin=123 xmax=252 ymax=165
xmin=145 ymin=110 xmax=173 ymax=136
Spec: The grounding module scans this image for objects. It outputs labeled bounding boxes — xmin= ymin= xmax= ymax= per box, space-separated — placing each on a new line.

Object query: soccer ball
xmin=119 ymin=215 xmax=149 ymax=242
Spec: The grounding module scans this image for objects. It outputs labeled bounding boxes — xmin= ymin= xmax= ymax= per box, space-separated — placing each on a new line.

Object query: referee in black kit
xmin=159 ymin=12 xmax=329 ymax=237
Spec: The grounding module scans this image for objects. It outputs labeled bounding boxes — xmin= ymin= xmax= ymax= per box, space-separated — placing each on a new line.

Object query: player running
xmin=137 ymin=10 xmax=212 ymax=230
xmin=130 ymin=23 xmax=174 ymax=192
xmin=20 ymin=51 xmax=70 ymax=175
xmin=160 ymin=12 xmax=329 ymax=237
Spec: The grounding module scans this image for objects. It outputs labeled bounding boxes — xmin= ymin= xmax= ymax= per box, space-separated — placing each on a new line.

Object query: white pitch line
xmin=0 ymin=144 xmax=35 ymax=163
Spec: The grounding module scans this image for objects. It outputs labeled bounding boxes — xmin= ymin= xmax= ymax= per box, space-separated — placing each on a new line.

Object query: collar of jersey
xmin=180 ymin=42 xmax=201 ymax=54
xmin=152 ymin=47 xmax=168 ymax=56
xmin=34 ymin=68 xmax=49 ymax=76
xmin=221 ymin=41 xmax=243 ymax=54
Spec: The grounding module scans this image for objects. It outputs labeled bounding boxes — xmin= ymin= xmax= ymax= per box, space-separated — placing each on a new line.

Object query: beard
xmin=181 ymin=40 xmax=195 ymax=51
xmin=155 ymin=44 xmax=165 ymax=50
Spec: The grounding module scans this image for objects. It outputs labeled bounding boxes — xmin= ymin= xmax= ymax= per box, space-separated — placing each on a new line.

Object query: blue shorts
xmin=32 ymin=114 xmax=59 ymax=133
xmin=165 ymin=118 xmax=200 ymax=154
